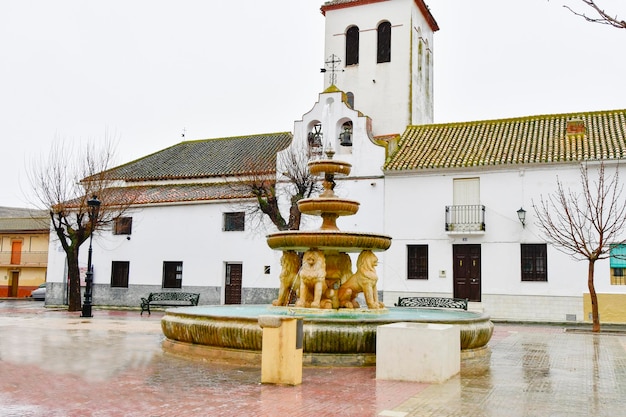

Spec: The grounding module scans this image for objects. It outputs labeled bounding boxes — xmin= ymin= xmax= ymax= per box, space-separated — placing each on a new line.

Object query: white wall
xmin=382 ymin=162 xmax=626 ymax=320
xmin=324 ymin=0 xmax=435 ymax=135
xmin=47 ymin=200 xmax=279 ymax=295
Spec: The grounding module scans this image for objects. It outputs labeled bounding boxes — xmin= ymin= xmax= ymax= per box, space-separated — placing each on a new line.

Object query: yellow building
xmin=0 ymin=207 xmax=49 ymax=298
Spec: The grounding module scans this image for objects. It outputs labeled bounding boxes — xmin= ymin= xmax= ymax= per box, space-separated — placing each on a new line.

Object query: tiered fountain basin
xmin=297 ymin=198 xmax=360 ymax=217
xmin=161 ymin=305 xmax=494 ymax=366
xmin=266 ymin=230 xmax=392 ymax=253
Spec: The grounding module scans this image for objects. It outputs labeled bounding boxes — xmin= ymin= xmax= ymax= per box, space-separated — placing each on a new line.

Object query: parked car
xmin=30 ymin=283 xmax=46 ymax=301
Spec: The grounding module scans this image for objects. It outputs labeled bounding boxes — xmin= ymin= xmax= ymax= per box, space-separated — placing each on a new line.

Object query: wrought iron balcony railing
xmin=0 ymin=251 xmax=48 ymax=267
xmin=445 ymin=205 xmax=485 ymax=232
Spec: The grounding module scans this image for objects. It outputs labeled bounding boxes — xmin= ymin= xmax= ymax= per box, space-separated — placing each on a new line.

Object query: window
xmin=111 ymin=261 xmax=130 ymax=287
xmin=377 ymin=21 xmax=391 ymax=63
xmin=224 ymin=212 xmax=245 ymax=231
xmin=113 ymin=217 xmax=132 ymax=235
xmin=610 ymin=244 xmax=626 ymax=285
xmin=163 ymin=261 xmax=183 ymax=289
xmin=407 ymin=245 xmax=428 ymax=279
xmin=345 ymin=26 xmax=359 ymax=66
xmin=521 ymin=244 xmax=547 ymax=281
xmin=346 ymin=92 xmax=354 ymax=109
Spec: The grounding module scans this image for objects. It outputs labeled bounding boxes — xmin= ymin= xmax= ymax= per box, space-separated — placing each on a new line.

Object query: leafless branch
xmin=533 ymin=161 xmax=626 ymax=331
xmin=563 ymin=0 xmax=626 ymax=29
xmin=26 ymin=136 xmax=130 ymax=311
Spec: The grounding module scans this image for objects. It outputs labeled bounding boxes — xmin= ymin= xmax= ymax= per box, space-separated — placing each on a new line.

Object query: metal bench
xmin=394 ymin=296 xmax=469 ymax=310
xmin=140 ymin=292 xmax=200 ymax=315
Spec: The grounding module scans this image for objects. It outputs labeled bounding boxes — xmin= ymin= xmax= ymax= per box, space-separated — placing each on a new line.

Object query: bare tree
xmin=28 ymin=139 xmax=130 ymax=311
xmin=563 ymin=1 xmax=626 ymax=29
xmin=533 ymin=162 xmax=626 ymax=332
xmin=232 ymin=143 xmax=321 ymax=231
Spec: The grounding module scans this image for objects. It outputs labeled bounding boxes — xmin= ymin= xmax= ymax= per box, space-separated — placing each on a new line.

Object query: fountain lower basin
xmin=161 ymin=305 xmax=494 ymax=366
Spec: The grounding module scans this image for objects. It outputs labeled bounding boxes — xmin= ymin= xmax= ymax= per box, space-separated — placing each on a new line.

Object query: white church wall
xmin=323 ymin=0 xmax=435 ymax=135
xmin=290 ymin=90 xmax=386 ymax=179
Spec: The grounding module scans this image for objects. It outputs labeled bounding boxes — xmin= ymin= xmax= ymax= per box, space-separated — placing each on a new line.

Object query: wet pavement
xmin=1 ymin=300 xmax=625 ymax=417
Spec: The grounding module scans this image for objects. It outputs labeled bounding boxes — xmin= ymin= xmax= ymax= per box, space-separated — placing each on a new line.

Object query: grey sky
xmin=1 ymin=0 xmax=624 ymax=208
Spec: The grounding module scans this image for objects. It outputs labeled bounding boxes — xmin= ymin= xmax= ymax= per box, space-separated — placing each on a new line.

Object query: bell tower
xmin=321 ymin=0 xmax=439 ymax=137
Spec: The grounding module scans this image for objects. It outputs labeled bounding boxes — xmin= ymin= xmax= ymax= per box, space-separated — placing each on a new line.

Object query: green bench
xmin=394 ymin=296 xmax=469 ymax=310
xmin=140 ymin=292 xmax=200 ymax=315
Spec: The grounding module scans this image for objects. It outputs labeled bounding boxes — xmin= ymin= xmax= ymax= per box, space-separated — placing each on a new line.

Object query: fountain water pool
xmin=161 ymin=305 xmax=494 ymax=366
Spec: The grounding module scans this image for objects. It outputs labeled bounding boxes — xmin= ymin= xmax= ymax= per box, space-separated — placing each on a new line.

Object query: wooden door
xmin=11 ymin=241 xmax=22 ymax=264
xmin=225 ymin=263 xmax=242 ymax=305
xmin=162 ymin=261 xmax=183 ymax=289
xmin=9 ymin=271 xmax=19 ymax=297
xmin=453 ymin=244 xmax=481 ymax=302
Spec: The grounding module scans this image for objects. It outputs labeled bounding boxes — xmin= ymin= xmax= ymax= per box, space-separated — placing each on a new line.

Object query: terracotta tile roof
xmin=104 ymin=133 xmax=292 ymax=182
xmin=321 ymin=0 xmax=439 ymax=31
xmin=384 ymin=109 xmax=626 ymax=171
xmin=101 ymin=183 xmax=255 ymax=206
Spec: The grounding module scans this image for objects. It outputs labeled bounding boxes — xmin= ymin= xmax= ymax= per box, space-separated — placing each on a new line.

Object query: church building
xmin=45 ymin=0 xmax=626 ymax=324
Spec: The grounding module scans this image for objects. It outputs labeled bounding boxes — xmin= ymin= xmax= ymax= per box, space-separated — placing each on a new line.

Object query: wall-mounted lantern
xmin=517 ymin=207 xmax=526 ymax=228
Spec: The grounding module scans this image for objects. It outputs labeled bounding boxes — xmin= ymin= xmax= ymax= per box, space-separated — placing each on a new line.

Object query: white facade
xmin=323 ymin=0 xmax=436 ymax=136
xmin=382 ymin=162 xmax=625 ymax=322
xmin=44 ymin=1 xmax=626 ymax=323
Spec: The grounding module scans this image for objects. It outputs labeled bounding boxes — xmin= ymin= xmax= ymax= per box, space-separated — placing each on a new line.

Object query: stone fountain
xmin=266 ymin=149 xmax=391 ymax=311
xmin=161 ymin=149 xmax=494 ymax=365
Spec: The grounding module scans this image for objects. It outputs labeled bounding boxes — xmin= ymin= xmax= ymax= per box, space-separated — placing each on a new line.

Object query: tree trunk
xmin=588 ymin=259 xmax=600 ymax=332
xmin=66 ymin=249 xmax=82 ymax=312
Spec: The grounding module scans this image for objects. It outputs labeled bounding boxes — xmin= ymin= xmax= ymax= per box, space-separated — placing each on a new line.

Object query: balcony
xmin=445 ymin=205 xmax=485 ymax=233
xmin=0 ymin=251 xmax=48 ymax=267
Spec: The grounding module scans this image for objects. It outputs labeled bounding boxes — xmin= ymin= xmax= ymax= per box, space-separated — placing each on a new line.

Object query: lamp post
xmin=81 ymin=195 xmax=101 ymax=318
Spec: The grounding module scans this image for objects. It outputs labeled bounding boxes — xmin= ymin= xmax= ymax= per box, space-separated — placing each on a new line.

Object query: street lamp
xmin=81 ymin=195 xmax=101 ymax=318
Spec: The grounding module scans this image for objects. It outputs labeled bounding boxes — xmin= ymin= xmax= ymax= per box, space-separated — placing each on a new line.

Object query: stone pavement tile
xmin=0 ymin=304 xmax=429 ymax=417
xmin=392 ymin=325 xmax=626 ymax=417
xmin=2 ymin=303 xmax=626 ymax=417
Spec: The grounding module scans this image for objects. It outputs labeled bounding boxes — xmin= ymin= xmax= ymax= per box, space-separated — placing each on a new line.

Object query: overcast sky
xmin=1 ymin=0 xmax=624 ymax=208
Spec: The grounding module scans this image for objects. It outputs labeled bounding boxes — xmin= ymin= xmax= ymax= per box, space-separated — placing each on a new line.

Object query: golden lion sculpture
xmin=295 ymin=249 xmax=329 ymax=309
xmin=337 ymin=250 xmax=384 ymax=309
xmin=272 ymin=251 xmax=301 ymax=306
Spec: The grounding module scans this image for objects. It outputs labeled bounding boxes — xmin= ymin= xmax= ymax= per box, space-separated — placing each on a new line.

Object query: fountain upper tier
xmin=266 ymin=153 xmax=391 ymax=252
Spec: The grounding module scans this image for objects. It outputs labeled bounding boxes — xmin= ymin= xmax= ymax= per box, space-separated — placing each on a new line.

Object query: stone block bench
xmin=140 ymin=292 xmax=200 ymax=315
xmin=394 ymin=296 xmax=469 ymax=310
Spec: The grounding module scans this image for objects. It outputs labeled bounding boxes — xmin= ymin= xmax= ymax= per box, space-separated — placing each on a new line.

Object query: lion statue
xmin=295 ymin=249 xmax=329 ymax=309
xmin=272 ymin=251 xmax=301 ymax=306
xmin=337 ymin=250 xmax=384 ymax=309
xmin=323 ymin=252 xmax=353 ymax=308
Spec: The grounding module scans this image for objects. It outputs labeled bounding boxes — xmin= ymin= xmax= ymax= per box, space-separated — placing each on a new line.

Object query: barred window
xmin=224 ymin=212 xmax=245 ymax=231
xmin=521 ymin=244 xmax=547 ymax=281
xmin=407 ymin=245 xmax=428 ymax=280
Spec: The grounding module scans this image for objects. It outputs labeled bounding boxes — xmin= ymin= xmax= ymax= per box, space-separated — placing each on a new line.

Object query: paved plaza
xmin=0 ymin=300 xmax=625 ymax=417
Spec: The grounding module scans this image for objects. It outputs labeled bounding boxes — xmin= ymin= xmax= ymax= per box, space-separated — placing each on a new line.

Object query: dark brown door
xmin=9 ymin=271 xmax=19 ymax=297
xmin=163 ymin=262 xmax=183 ymax=289
xmin=453 ymin=244 xmax=481 ymax=302
xmin=225 ymin=263 xmax=242 ymax=305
